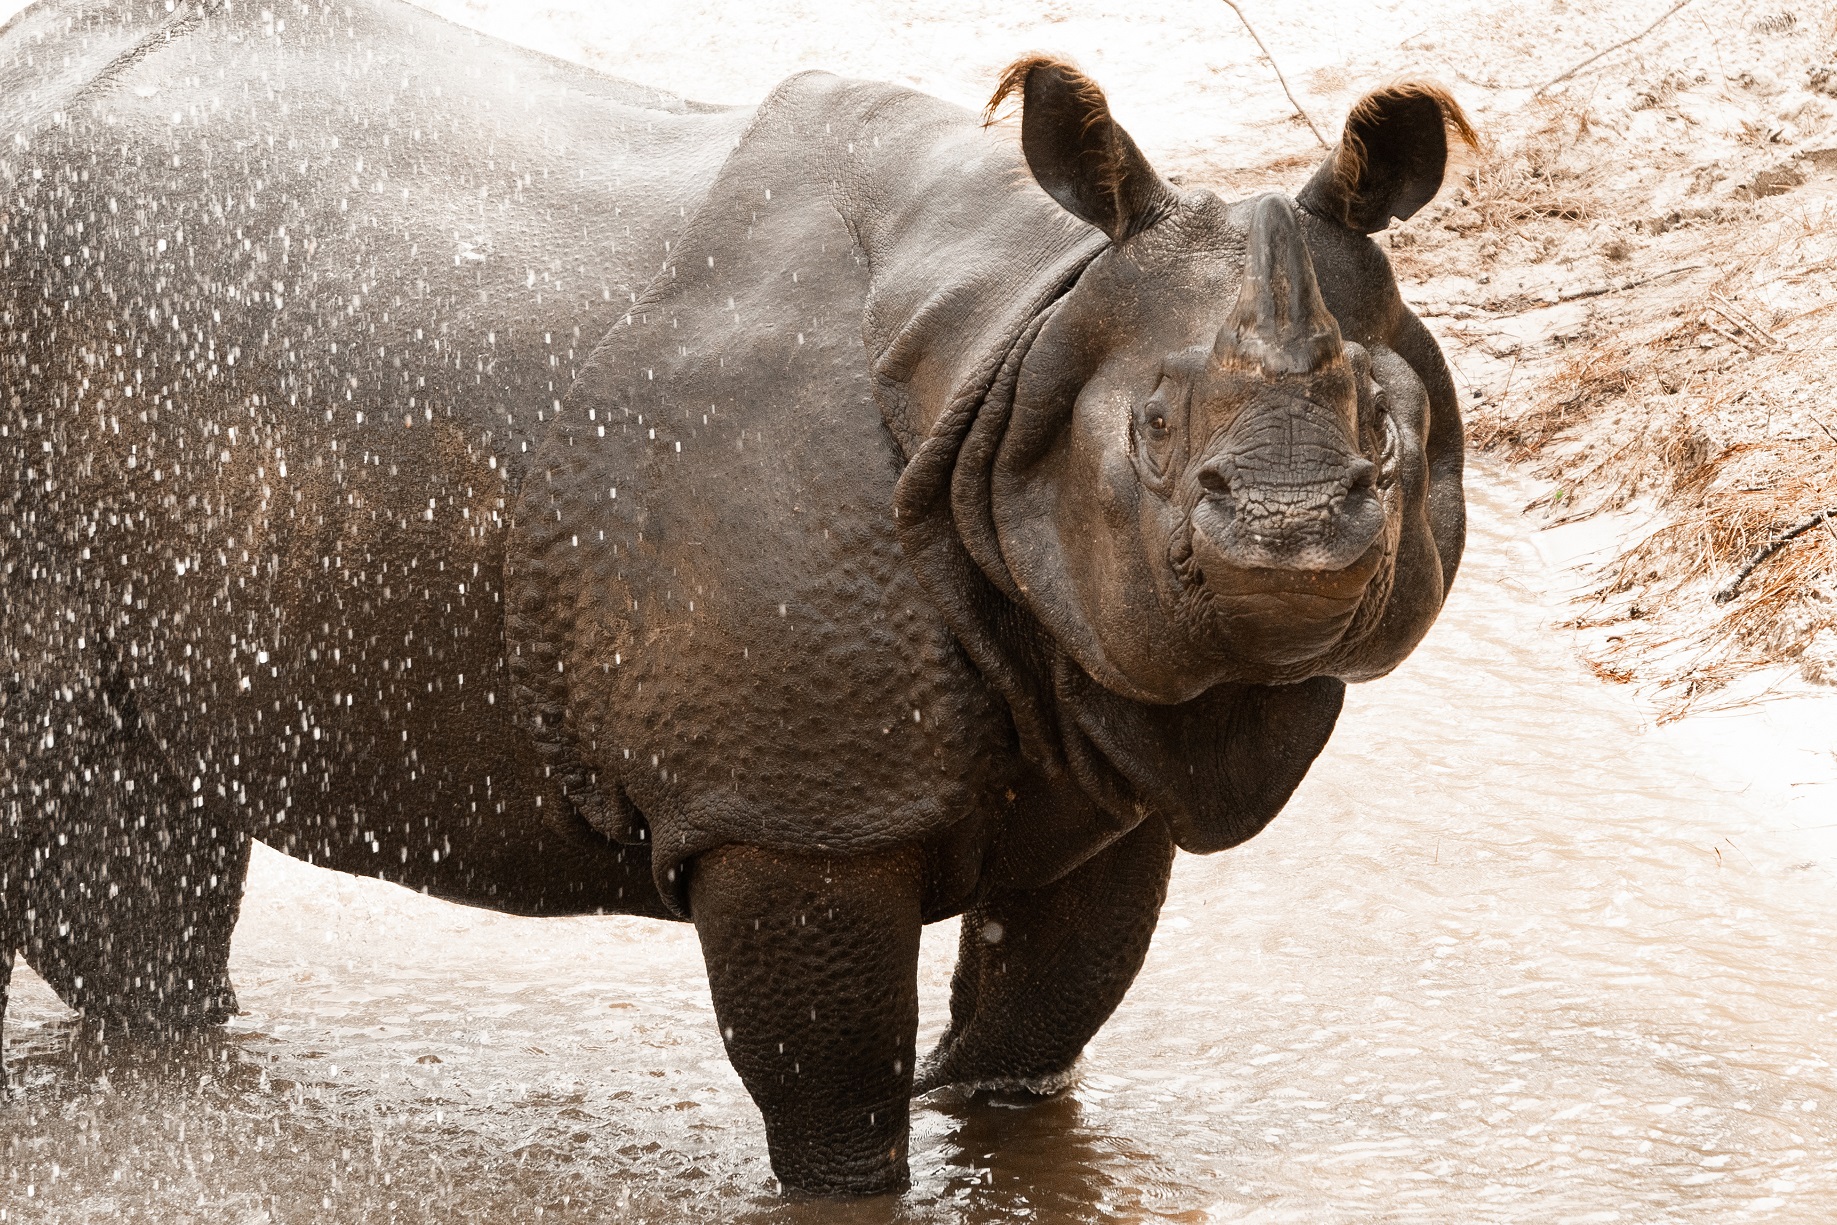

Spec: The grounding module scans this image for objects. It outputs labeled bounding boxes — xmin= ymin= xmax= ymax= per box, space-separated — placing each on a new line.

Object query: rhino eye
xmin=1134 ymin=379 xmax=1181 ymax=485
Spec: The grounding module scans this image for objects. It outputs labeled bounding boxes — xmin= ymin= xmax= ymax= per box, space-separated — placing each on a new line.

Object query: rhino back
xmin=1 ymin=0 xmax=751 ymax=914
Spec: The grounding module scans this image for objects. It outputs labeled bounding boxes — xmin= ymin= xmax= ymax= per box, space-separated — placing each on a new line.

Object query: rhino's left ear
xmin=1296 ymin=80 xmax=1479 ymax=234
xmin=986 ymin=55 xmax=1174 ymax=242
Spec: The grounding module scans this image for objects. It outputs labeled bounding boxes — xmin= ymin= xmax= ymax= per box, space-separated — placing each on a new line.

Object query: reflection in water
xmin=919 ymin=1092 xmax=1206 ymax=1223
xmin=6 ymin=467 xmax=1837 ymax=1222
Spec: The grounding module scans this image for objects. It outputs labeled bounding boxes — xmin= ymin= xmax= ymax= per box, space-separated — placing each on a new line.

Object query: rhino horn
xmin=1213 ymin=193 xmax=1344 ymax=379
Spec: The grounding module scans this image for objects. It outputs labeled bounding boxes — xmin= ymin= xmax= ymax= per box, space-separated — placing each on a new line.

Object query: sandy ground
xmin=1366 ymin=2 xmax=1837 ymax=724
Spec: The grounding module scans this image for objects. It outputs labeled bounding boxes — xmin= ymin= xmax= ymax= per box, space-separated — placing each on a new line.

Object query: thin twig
xmin=1709 ymin=292 xmax=1781 ymax=348
xmin=1421 ymin=264 xmax=1704 ymax=318
xmin=1707 ymin=300 xmax=1778 ymax=349
xmin=1558 ymin=264 xmax=1705 ymax=302
xmin=1534 ymin=0 xmax=1698 ymax=97
xmin=1220 ymin=0 xmax=1328 ymax=149
xmin=1704 ymin=319 xmax=1752 ymax=349
xmin=1713 ymin=508 xmax=1837 ymax=604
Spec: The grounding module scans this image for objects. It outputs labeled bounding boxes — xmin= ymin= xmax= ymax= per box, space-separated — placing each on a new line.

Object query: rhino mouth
xmin=1175 ymin=538 xmax=1384 ymax=601
xmin=1166 ymin=474 xmax=1399 ymax=664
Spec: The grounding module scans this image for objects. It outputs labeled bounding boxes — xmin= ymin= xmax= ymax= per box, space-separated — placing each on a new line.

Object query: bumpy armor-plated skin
xmin=1 ymin=0 xmax=1469 ymax=1196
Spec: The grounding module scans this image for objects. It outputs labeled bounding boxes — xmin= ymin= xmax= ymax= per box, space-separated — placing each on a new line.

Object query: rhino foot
xmin=21 ymin=880 xmax=245 ymax=1039
xmin=912 ymin=1052 xmax=1082 ymax=1099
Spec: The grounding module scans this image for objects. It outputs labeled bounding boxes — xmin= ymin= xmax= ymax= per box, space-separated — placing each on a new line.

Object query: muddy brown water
xmin=5 ymin=467 xmax=1837 ymax=1223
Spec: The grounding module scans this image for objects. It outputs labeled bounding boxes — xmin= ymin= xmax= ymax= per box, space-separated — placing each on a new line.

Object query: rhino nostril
xmin=1345 ymin=457 xmax=1377 ymax=493
xmin=1197 ymin=459 xmax=1234 ymax=499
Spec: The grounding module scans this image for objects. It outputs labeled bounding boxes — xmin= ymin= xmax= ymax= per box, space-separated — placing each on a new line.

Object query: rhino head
xmin=981 ymin=60 xmax=1475 ymax=705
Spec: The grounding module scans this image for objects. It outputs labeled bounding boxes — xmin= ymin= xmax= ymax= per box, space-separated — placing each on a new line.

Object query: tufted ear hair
xmin=985 ymin=55 xmax=1174 ymax=242
xmin=1296 ymin=80 xmax=1479 ymax=234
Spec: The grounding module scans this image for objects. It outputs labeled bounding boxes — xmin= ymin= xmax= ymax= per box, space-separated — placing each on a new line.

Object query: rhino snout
xmin=1190 ymin=446 xmax=1385 ymax=580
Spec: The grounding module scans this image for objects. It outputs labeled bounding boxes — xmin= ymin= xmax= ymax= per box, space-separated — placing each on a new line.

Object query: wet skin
xmin=1 ymin=5 xmax=1469 ymax=1196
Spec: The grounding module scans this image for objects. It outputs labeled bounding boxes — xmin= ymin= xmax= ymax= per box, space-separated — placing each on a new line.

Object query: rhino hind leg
xmin=15 ymin=727 xmax=248 ymax=1038
xmin=690 ymin=842 xmax=924 ymax=1196
xmin=915 ymin=817 xmax=1176 ymax=1096
xmin=1 ymin=889 xmax=14 ymax=1091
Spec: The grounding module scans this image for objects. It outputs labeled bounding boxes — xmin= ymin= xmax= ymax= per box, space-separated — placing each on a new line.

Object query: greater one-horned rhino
xmin=0 ymin=0 xmax=1474 ymax=1195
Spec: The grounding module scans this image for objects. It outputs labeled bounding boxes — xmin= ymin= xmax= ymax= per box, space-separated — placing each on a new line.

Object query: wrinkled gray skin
xmin=0 ymin=0 xmax=1466 ymax=1196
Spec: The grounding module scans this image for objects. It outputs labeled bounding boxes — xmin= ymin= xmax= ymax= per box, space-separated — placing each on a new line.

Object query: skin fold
xmin=0 ymin=1 xmax=1469 ymax=1196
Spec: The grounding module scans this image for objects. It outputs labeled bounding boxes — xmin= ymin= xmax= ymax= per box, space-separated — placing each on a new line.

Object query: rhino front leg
xmin=691 ymin=842 xmax=923 ymax=1196
xmin=916 ymin=816 xmax=1175 ymax=1096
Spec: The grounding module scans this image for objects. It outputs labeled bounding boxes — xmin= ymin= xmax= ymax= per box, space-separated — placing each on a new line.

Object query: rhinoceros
xmin=0 ymin=0 xmax=1474 ymax=1195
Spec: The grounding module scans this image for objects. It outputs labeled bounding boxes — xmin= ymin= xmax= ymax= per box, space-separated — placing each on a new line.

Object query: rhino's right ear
xmin=986 ymin=56 xmax=1173 ymax=242
xmin=1296 ymin=80 xmax=1479 ymax=234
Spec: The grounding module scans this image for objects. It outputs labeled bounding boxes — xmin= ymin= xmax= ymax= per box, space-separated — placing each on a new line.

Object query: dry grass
xmin=1468 ymin=340 xmax=1644 ymax=462
xmin=1595 ymin=451 xmax=1837 ymax=711
xmin=1467 ymin=278 xmax=1837 ymax=714
xmin=1460 ymin=100 xmax=1605 ymax=230
xmin=1407 ymin=78 xmax=1837 ymax=716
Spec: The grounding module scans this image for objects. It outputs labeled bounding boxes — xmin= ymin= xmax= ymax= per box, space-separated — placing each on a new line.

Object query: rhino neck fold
xmin=832 ymin=84 xmax=1111 ymax=451
xmin=866 ymin=226 xmax=1105 ymax=452
xmin=889 ymin=253 xmax=1093 ymax=755
xmin=891 ymin=246 xmax=1175 ymax=848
